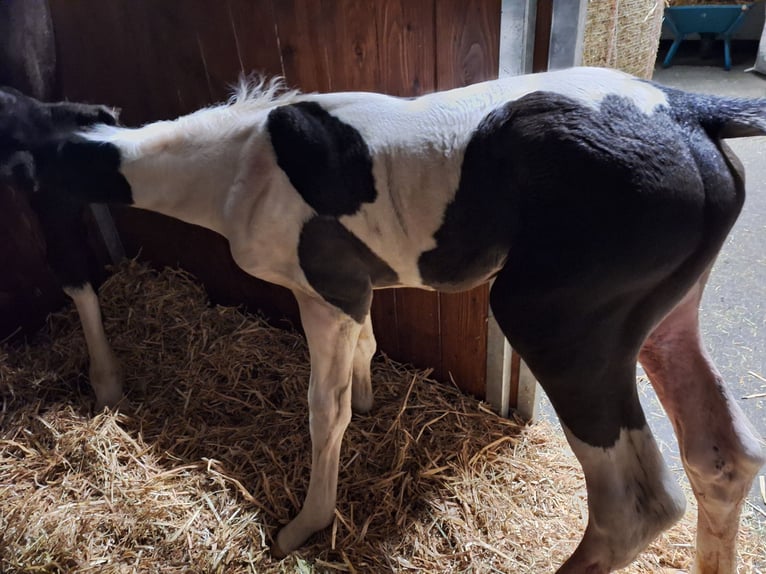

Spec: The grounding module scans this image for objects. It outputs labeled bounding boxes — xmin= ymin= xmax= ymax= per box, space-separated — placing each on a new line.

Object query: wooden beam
xmin=532 ymin=0 xmax=553 ymax=72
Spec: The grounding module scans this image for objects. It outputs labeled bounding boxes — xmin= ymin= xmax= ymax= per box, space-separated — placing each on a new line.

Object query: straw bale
xmin=1 ymin=261 xmax=763 ymax=573
xmin=583 ymin=0 xmax=664 ymax=79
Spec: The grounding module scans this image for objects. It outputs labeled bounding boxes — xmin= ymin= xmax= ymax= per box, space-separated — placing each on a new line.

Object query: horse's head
xmin=0 ymin=85 xmax=121 ymax=196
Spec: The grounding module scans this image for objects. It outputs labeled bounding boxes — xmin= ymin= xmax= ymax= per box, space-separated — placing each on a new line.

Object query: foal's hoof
xmin=91 ymin=361 xmax=125 ymax=412
xmin=351 ymin=378 xmax=374 ymax=414
xmin=351 ymin=392 xmax=374 ymax=414
xmin=270 ymin=539 xmax=288 ymax=560
xmin=94 ymin=395 xmax=129 ymax=414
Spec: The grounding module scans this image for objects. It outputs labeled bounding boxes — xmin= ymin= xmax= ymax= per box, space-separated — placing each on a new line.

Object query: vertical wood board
xmin=273 ymin=0 xmax=380 ymax=92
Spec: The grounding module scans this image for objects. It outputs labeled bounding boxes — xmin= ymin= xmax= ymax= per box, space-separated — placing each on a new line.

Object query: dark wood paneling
xmin=375 ymin=0 xmax=436 ymax=97
xmin=370 ymin=290 xmax=399 ymax=359
xmin=0 ymin=0 xmax=56 ymax=100
xmin=395 ymin=289 xmax=442 ymax=377
xmin=439 ymin=288 xmax=490 ymax=397
xmin=533 ymin=0 xmax=554 ymax=72
xmin=273 ymin=0 xmax=381 ymax=92
xmin=50 ymin=0 xmax=283 ymax=124
xmin=0 ymin=185 xmax=64 ymax=339
xmin=435 ymin=0 xmax=501 ymax=90
xmin=434 ymin=0 xmax=501 ymax=398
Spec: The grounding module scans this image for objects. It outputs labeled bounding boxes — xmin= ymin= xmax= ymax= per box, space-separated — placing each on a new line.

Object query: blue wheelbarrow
xmin=662 ymin=3 xmax=754 ymax=70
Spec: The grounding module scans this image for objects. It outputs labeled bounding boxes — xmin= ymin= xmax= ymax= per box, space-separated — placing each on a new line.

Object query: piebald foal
xmin=32 ymin=68 xmax=765 ymax=573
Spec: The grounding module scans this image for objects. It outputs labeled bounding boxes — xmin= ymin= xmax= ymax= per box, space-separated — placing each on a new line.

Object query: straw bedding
xmin=1 ymin=261 xmax=763 ymax=573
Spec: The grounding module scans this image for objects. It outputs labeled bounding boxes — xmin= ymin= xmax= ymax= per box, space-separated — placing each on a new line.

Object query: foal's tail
xmin=660 ymin=85 xmax=766 ymax=139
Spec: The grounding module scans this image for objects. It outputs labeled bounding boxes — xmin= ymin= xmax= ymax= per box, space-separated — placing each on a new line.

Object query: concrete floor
xmin=536 ymin=48 xmax=766 ymax=541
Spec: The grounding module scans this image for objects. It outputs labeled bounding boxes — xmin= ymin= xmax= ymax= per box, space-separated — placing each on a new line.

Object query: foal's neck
xmin=89 ymin=111 xmax=263 ymax=237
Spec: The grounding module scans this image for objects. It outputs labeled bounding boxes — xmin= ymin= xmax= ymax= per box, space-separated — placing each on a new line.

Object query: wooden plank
xmin=516 ymin=355 xmax=540 ymax=421
xmin=395 ymin=289 xmax=442 ymax=378
xmin=509 ymin=350 xmax=522 ymax=409
xmin=486 ymin=312 xmax=512 ymax=417
xmin=435 ymin=0 xmax=501 ymax=90
xmin=439 ymin=289 xmax=489 ymax=397
xmin=273 ymin=0 xmax=380 ymax=92
xmin=50 ymin=0 xmax=283 ymax=123
xmin=0 ymin=184 xmax=64 ymax=339
xmin=533 ymin=0 xmax=554 ymax=72
xmin=370 ymin=291 xmax=399 ymax=360
xmin=434 ymin=0 xmax=501 ymax=398
xmin=375 ymin=0 xmax=436 ymax=97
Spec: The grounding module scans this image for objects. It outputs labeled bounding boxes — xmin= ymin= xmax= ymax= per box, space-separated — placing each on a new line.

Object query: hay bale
xmin=582 ymin=0 xmax=665 ymax=79
xmin=1 ymin=261 xmax=763 ymax=573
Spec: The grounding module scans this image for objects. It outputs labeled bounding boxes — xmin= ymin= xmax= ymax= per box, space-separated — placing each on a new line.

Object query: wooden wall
xmin=47 ymin=0 xmax=501 ymax=397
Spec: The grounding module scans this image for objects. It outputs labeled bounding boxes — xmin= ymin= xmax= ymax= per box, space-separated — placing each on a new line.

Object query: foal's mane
xmin=80 ymin=75 xmax=302 ymax=153
xmin=227 ymin=75 xmax=301 ymax=112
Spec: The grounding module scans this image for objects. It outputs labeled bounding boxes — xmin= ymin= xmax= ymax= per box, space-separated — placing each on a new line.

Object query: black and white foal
xmin=33 ymin=68 xmax=765 ymax=573
xmin=0 ymin=86 xmax=123 ymax=410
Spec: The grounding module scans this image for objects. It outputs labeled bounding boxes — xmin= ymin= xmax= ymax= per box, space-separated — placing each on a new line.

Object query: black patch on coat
xmin=267 ymin=102 xmax=376 ymax=216
xmin=418 ymin=106 xmax=518 ymax=290
xmin=298 ymin=216 xmax=398 ymax=322
xmin=479 ymin=91 xmax=742 ymax=448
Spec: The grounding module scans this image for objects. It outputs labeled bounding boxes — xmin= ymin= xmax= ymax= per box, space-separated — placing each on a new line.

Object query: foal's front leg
xmin=274 ymin=293 xmax=363 ymax=556
xmin=351 ymin=314 xmax=375 ymax=413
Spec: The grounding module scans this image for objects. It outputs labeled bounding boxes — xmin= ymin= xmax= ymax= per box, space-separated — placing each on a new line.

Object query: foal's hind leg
xmin=490 ymin=276 xmax=686 ymax=572
xmin=640 ymin=274 xmax=765 ymax=574
xmin=351 ymin=314 xmax=375 ymax=413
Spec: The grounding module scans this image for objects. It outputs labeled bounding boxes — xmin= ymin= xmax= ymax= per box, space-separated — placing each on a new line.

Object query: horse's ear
xmin=48 ymin=102 xmax=121 ymax=128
